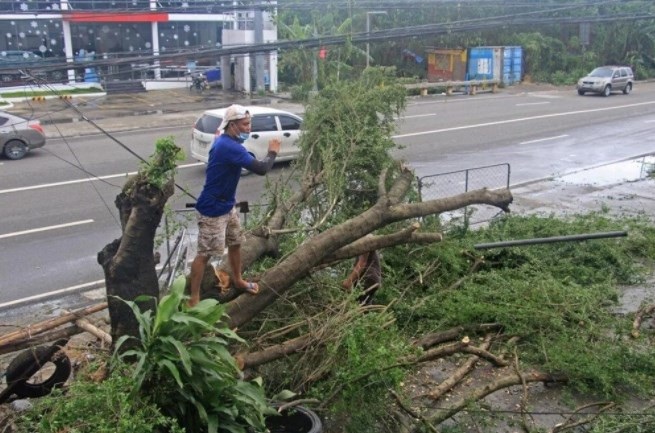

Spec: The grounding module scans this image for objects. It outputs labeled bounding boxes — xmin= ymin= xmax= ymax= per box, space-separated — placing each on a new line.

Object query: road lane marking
xmin=392 ymin=100 xmax=655 ymax=139
xmin=0 ymin=219 xmax=94 ymax=240
xmin=0 ymin=279 xmax=105 ymax=310
xmin=0 ymin=262 xmax=167 ymax=309
xmin=410 ymin=94 xmax=517 ymax=105
xmin=645 ymin=120 xmax=655 ymax=123
xmin=0 ymin=162 xmax=204 ymax=195
xmin=396 ymin=113 xmax=438 ymax=120
xmin=520 ymin=134 xmax=569 ymax=145
xmin=516 ymin=102 xmax=551 ymax=106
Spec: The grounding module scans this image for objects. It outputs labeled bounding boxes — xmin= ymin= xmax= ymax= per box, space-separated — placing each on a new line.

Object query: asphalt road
xmin=2 ymin=83 xmax=655 ymax=306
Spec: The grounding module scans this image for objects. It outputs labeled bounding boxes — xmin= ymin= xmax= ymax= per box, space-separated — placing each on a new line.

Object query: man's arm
xmin=248 ymin=139 xmax=281 ymax=175
xmin=342 ymin=252 xmax=371 ymax=290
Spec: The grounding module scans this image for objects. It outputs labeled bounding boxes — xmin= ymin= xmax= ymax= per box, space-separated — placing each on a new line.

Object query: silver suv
xmin=577 ymin=66 xmax=633 ymax=96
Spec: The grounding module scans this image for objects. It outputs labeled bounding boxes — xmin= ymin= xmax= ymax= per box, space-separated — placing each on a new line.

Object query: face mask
xmin=237 ymin=132 xmax=250 ymax=142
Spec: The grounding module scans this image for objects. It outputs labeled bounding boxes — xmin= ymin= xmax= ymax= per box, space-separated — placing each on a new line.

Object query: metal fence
xmin=417 ymin=163 xmax=511 ymax=229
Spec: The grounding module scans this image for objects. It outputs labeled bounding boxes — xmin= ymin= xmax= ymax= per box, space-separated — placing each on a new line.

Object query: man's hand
xmin=268 ymin=138 xmax=281 ymax=155
xmin=188 ymin=294 xmax=200 ymax=307
xmin=341 ymin=279 xmax=353 ymax=291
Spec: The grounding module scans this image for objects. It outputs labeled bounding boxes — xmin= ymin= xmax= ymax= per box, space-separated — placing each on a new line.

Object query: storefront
xmin=0 ymin=0 xmax=275 ymax=90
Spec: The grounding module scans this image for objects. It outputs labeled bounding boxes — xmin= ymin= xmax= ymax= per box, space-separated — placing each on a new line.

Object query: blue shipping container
xmin=467 ymin=47 xmax=495 ymax=80
xmin=511 ymin=46 xmax=523 ymax=83
xmin=503 ymin=47 xmax=513 ymax=84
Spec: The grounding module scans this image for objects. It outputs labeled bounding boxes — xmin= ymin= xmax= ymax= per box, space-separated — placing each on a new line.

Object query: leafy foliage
xmin=386 ymin=213 xmax=655 ymax=397
xmin=297 ymin=67 xmax=406 ymax=223
xmin=14 ymin=362 xmax=184 ymax=433
xmin=114 ymin=279 xmax=275 ymax=433
xmin=140 ymin=136 xmax=185 ymax=189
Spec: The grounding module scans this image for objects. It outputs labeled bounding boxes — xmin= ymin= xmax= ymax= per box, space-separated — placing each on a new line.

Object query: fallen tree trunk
xmin=225 ymin=167 xmax=512 ymax=328
xmin=0 ymin=302 xmax=107 ymax=349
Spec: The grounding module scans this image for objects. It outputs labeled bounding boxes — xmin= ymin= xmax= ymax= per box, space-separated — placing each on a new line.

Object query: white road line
xmin=396 ymin=113 xmax=438 ymax=120
xmin=410 ymin=94 xmax=516 ymax=105
xmin=393 ymin=100 xmax=655 ymax=139
xmin=520 ymin=134 xmax=569 ymax=145
xmin=645 ymin=120 xmax=655 ymax=123
xmin=0 ymin=162 xmax=204 ymax=195
xmin=516 ymin=102 xmax=551 ymax=106
xmin=0 ymin=279 xmax=105 ymax=310
xmin=0 ymin=219 xmax=94 ymax=240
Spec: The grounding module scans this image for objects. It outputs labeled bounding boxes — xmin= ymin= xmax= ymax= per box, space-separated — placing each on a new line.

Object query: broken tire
xmin=5 ymin=340 xmax=71 ymax=399
xmin=266 ymin=405 xmax=322 ymax=433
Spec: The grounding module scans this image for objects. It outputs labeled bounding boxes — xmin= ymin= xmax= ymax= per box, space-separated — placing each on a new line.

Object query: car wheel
xmin=3 ymin=140 xmax=29 ymax=160
xmin=602 ymin=85 xmax=611 ymax=97
xmin=623 ymin=83 xmax=632 ymax=95
xmin=577 ymin=89 xmax=585 ymax=96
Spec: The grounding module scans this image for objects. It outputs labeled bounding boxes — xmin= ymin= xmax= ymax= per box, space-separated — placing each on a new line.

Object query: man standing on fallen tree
xmin=189 ymin=104 xmax=280 ymax=307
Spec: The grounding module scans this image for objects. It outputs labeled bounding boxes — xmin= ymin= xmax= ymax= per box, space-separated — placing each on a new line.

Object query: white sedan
xmin=189 ymin=106 xmax=303 ymax=163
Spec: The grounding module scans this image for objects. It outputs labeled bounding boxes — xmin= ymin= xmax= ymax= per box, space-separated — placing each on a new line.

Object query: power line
xmin=4 ymin=10 xmax=653 ymax=75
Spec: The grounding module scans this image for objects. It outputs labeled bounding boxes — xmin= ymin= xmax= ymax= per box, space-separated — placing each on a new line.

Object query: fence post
xmin=464 ymin=169 xmax=470 ymax=229
xmin=416 ymin=176 xmax=423 ymax=202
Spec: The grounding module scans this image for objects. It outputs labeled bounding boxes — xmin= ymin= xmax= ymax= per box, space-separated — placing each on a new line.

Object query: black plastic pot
xmin=265 ymin=406 xmax=322 ymax=433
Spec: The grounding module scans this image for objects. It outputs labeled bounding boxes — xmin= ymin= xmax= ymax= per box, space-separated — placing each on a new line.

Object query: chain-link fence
xmin=417 ymin=163 xmax=511 ymax=229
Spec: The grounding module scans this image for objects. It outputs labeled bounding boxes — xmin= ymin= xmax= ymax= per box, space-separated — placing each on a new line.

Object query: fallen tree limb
xmin=0 ymin=302 xmax=108 ymax=349
xmin=631 ymin=304 xmax=655 ymax=339
xmin=421 ymin=336 xmax=492 ymax=401
xmin=0 ymin=325 xmax=81 ymax=356
xmin=277 ymin=398 xmax=320 ymax=413
xmin=414 ymin=324 xmax=502 ymax=350
xmin=416 ymin=340 xmax=470 ymax=363
xmin=551 ymin=401 xmax=615 ymax=433
xmin=391 ymin=390 xmax=439 ymax=433
xmin=64 ymin=311 xmax=112 ymax=347
xmin=238 ymin=334 xmax=312 ymax=370
xmin=461 ymin=344 xmax=509 ymax=367
xmin=427 ymin=371 xmax=568 ymax=425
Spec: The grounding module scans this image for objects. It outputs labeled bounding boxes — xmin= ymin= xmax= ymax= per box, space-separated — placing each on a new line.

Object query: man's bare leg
xmin=228 ymin=244 xmax=259 ymax=294
xmin=189 ymin=254 xmax=210 ymax=306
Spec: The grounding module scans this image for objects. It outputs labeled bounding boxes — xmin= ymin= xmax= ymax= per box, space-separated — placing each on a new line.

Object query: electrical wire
xmin=27 ymin=76 xmax=123 ymax=229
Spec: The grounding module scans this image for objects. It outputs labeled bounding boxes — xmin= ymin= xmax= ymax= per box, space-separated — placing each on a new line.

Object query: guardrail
xmin=405 ymin=79 xmax=500 ymax=96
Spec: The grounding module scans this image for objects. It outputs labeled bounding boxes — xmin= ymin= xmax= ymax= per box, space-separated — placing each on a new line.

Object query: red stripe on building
xmin=65 ymin=12 xmax=169 ymax=22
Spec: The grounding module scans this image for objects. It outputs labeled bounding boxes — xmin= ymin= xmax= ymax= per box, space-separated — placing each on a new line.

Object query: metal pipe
xmin=474 ymin=231 xmax=627 ymax=250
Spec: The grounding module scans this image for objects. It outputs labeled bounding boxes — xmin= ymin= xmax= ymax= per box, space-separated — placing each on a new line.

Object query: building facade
xmin=0 ymin=0 xmax=277 ymax=92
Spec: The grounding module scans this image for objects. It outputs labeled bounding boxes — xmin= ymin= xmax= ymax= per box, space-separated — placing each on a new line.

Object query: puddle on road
xmin=559 ymin=156 xmax=655 ymax=187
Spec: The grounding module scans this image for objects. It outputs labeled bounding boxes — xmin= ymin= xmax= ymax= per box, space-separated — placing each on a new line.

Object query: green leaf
xmin=207 ymin=414 xmax=218 ymax=433
xmin=158 ymin=359 xmax=184 ymax=389
xmin=154 ymin=291 xmax=182 ymax=335
xmin=161 ymin=336 xmax=193 ymax=375
xmin=272 ymin=389 xmax=297 ymax=401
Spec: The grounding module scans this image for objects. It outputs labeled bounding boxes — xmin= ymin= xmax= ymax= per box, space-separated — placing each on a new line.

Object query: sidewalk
xmin=6 ymin=87 xmax=304 ymax=138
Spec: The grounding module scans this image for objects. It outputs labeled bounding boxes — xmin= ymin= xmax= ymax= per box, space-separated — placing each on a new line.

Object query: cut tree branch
xmin=427 ymin=371 xmax=568 ymax=425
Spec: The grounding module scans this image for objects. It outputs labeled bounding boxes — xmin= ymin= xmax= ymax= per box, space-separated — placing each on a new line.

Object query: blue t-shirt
xmin=195 ymin=134 xmax=255 ymax=217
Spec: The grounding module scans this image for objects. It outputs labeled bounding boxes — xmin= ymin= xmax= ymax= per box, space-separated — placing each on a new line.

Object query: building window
xmin=68 ymin=0 xmax=150 ymax=10
xmin=0 ymin=19 xmax=65 ymax=57
xmin=70 ymin=22 xmax=151 ymax=56
xmin=158 ymin=21 xmax=222 ymax=53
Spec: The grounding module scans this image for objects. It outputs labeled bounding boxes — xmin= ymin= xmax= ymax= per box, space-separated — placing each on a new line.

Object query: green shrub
xmin=114 ymin=279 xmax=275 ymax=433
xmin=15 ymin=363 xmax=183 ymax=433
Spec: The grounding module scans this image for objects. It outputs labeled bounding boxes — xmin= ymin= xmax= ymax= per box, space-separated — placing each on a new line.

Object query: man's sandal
xmin=244 ymin=282 xmax=259 ymax=295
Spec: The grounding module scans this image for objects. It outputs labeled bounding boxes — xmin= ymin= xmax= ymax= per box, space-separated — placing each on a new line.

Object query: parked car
xmin=577 ymin=66 xmax=633 ymax=96
xmin=0 ymin=111 xmax=46 ymax=160
xmin=190 ymin=106 xmax=303 ymax=166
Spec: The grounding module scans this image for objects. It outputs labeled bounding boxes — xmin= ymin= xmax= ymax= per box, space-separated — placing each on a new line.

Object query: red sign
xmin=319 ymin=47 xmax=327 ymax=60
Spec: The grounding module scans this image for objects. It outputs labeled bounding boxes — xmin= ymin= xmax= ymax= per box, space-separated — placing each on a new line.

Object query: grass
xmin=0 ymin=87 xmax=103 ymax=98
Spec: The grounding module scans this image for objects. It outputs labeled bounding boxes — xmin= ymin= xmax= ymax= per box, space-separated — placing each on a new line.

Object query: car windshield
xmin=588 ymin=68 xmax=613 ymax=78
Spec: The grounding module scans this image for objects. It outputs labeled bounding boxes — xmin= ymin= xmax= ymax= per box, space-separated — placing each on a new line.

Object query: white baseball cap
xmin=217 ymin=104 xmax=250 ymax=132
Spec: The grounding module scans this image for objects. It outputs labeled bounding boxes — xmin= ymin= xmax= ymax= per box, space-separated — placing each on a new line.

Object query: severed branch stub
xmin=631 ymin=304 xmax=655 ymax=339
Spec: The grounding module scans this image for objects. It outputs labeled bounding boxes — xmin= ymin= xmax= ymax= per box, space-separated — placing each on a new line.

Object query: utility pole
xmin=254 ymin=7 xmax=265 ymax=93
xmin=366 ymin=11 xmax=387 ymax=68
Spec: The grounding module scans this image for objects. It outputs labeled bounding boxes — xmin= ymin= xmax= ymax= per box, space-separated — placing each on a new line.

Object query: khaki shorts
xmin=196 ymin=208 xmax=244 ymax=257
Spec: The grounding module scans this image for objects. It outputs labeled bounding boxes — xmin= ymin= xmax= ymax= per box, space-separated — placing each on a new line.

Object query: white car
xmin=189 ymin=106 xmax=303 ymax=163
